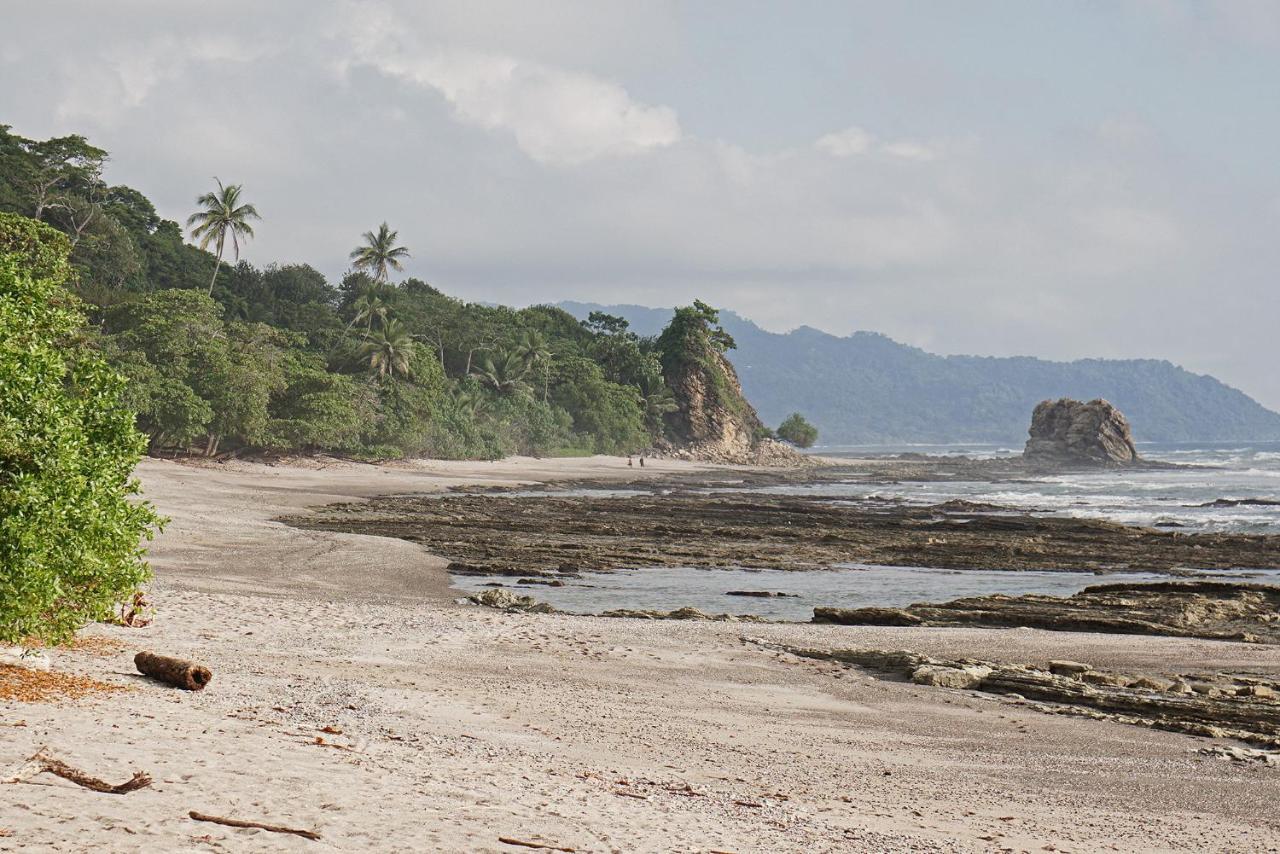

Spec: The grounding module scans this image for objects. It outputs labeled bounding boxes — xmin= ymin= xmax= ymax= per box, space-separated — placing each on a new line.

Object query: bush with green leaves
xmin=0 ymin=213 xmax=162 ymax=645
xmin=776 ymin=412 xmax=819 ymax=448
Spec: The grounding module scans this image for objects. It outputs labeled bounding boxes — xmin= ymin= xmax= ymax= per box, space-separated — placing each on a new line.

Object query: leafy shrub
xmin=0 ymin=213 xmax=163 ymax=645
xmin=776 ymin=412 xmax=818 ymax=448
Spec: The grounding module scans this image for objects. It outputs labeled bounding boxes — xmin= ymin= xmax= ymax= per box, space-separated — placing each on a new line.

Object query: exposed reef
xmin=289 ymin=492 xmax=1280 ymax=577
xmin=812 ymin=580 xmax=1280 ymax=644
xmin=765 ymin=642 xmax=1280 ymax=750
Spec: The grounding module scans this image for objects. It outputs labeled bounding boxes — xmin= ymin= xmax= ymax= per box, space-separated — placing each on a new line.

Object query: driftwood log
xmin=189 ymin=811 xmax=320 ymax=840
xmin=134 ymin=652 xmax=212 ymax=691
xmin=5 ymin=748 xmax=152 ymax=794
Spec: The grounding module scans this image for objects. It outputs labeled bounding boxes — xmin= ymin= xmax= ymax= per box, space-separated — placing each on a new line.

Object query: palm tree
xmin=349 ymin=287 xmax=391 ymax=332
xmin=186 ymin=178 xmax=261 ymax=294
xmin=513 ymin=329 xmax=553 ymax=401
xmin=358 ymin=318 xmax=415 ymax=379
xmin=473 ymin=349 xmax=530 ymax=395
xmin=350 ymin=222 xmax=410 ymax=284
xmin=453 ymin=384 xmax=487 ymax=418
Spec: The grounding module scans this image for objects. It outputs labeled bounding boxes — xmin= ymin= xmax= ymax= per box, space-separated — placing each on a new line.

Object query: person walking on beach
xmin=639 ymin=455 xmax=645 ymax=467
xmin=627 ymin=456 xmax=633 ymax=467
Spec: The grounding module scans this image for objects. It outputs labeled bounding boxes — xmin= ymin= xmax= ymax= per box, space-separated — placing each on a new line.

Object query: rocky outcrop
xmin=466 ymin=589 xmax=559 ymax=613
xmin=656 ymin=305 xmax=808 ymax=467
xmin=1023 ymin=398 xmax=1138 ymax=467
xmin=660 ymin=349 xmax=807 ymax=466
xmin=811 ymin=581 xmax=1280 ymax=644
xmin=297 ymin=493 xmax=1280 ymax=578
xmin=768 ymin=643 xmax=1280 ymax=749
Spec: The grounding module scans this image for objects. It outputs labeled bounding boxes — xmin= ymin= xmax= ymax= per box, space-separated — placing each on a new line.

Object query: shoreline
xmin=3 ymin=455 xmax=1280 ymax=851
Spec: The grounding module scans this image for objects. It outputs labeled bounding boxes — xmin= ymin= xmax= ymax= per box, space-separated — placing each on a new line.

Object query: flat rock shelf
xmin=286 ymin=491 xmax=1280 ymax=577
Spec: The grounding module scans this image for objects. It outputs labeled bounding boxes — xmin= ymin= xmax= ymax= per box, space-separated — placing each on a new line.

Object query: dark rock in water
xmin=1023 ymin=398 xmax=1138 ymax=467
xmin=811 ymin=581 xmax=1280 ymax=643
xmin=1195 ymin=497 xmax=1280 ymax=508
xmin=813 ymin=606 xmax=924 ymax=626
xmin=517 ymin=577 xmax=566 ymax=586
xmin=725 ymin=590 xmax=797 ymax=598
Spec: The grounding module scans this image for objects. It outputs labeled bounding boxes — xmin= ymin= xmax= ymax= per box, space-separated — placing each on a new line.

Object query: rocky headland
xmin=651 ymin=302 xmax=807 ymax=466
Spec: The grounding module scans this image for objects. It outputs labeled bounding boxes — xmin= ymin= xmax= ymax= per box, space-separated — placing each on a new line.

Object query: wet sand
xmin=2 ymin=456 xmax=1279 ymax=852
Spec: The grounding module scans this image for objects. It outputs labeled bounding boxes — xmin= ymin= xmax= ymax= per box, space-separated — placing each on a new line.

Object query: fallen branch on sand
xmin=4 ymin=748 xmax=152 ymax=794
xmin=117 ymin=592 xmax=152 ymax=628
xmin=135 ymin=651 xmax=212 ymax=691
xmin=498 ymin=837 xmax=576 ymax=852
xmin=189 ymin=811 xmax=320 ymax=841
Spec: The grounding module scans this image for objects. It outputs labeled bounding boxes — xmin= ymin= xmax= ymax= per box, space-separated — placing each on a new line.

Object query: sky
xmin=4 ymin=1 xmax=1280 ymax=407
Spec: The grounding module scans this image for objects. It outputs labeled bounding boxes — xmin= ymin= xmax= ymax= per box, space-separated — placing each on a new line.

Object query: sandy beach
xmin=3 ymin=456 xmax=1280 ymax=852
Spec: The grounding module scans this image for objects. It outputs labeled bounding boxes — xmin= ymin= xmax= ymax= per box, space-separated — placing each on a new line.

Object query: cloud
xmin=2 ymin=0 xmax=1278 ymax=410
xmin=341 ymin=4 xmax=681 ymax=165
xmin=880 ymin=140 xmax=939 ymax=161
xmin=816 ymin=127 xmax=940 ymax=161
xmin=815 ymin=127 xmax=873 ymax=157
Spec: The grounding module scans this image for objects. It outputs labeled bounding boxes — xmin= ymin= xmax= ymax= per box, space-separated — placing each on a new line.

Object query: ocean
xmin=452 ymin=442 xmax=1280 ymax=620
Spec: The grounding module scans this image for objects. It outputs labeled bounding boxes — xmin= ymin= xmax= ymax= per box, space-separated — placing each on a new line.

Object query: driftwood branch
xmin=4 ymin=749 xmax=151 ymax=794
xmin=498 ymin=838 xmax=576 ymax=853
xmin=135 ymin=652 xmax=212 ymax=691
xmin=189 ymin=811 xmax=320 ymax=841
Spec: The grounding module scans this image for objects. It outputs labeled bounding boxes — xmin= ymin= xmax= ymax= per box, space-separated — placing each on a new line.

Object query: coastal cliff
xmin=655 ymin=301 xmax=804 ymax=465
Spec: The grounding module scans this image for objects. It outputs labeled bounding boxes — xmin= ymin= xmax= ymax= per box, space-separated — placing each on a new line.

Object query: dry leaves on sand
xmin=0 ymin=664 xmax=129 ymax=703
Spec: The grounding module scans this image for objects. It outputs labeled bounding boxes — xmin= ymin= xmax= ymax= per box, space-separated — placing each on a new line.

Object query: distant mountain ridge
xmin=557 ymin=302 xmax=1280 ymax=444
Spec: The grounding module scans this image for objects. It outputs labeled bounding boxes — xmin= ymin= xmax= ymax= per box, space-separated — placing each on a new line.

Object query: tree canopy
xmin=0 ymin=212 xmax=162 ymax=645
xmin=0 ymin=124 xmax=751 ymax=462
xmin=776 ymin=412 xmax=819 ymax=448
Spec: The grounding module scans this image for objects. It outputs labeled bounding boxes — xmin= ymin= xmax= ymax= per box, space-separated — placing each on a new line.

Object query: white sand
xmin=3 ymin=456 xmax=1279 ymax=852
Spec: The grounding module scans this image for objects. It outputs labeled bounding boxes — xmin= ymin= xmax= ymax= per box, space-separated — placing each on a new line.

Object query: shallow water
xmin=453 ymin=442 xmax=1280 ymax=619
xmin=453 ymin=564 xmax=1280 ymax=621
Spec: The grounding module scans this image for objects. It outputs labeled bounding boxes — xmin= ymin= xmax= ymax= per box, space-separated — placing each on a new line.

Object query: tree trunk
xmin=207 ymin=256 xmax=223 ymax=295
xmin=134 ymin=652 xmax=212 ymax=691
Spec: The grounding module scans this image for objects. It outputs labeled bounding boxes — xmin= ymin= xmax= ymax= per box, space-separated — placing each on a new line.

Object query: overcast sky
xmin=5 ymin=1 xmax=1280 ymax=407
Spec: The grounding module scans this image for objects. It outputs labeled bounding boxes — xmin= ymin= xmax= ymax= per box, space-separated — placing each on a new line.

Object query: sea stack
xmin=1023 ymin=398 xmax=1139 ymax=467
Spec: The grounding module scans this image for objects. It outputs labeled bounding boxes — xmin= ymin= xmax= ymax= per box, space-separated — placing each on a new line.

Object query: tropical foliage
xmin=0 ymin=125 xmax=744 ymax=461
xmin=0 ymin=213 xmax=162 ymax=645
xmin=776 ymin=412 xmax=819 ymax=448
xmin=186 ymin=178 xmax=260 ymax=293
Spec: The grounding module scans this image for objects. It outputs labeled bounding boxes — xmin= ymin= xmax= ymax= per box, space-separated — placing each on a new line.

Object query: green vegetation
xmin=0 ymin=124 xmax=732 ymax=461
xmin=0 ymin=213 xmax=162 ymax=645
xmin=186 ymin=178 xmax=260 ymax=293
xmin=776 ymin=413 xmax=818 ymax=448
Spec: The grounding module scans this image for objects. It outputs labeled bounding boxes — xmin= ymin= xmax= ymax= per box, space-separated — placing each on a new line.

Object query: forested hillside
xmin=559 ymin=303 xmax=1280 ymax=444
xmin=0 ymin=125 xmax=721 ymax=460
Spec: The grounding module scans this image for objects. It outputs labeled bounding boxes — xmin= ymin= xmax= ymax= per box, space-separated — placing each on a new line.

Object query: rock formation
xmin=812 ymin=580 xmax=1280 ymax=644
xmin=1023 ymin=398 xmax=1138 ymax=466
xmin=656 ymin=302 xmax=806 ymax=466
xmin=771 ymin=642 xmax=1280 ymax=749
